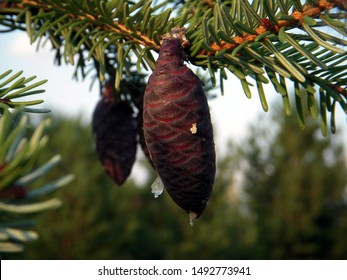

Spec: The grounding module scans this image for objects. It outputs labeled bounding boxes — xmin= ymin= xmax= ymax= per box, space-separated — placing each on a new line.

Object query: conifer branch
xmin=200 ymin=0 xmax=347 ymax=55
xmin=0 ymin=102 xmax=73 ymax=253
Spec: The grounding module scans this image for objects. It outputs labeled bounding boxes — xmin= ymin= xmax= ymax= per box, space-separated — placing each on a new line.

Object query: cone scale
xmin=143 ymin=37 xmax=216 ymax=218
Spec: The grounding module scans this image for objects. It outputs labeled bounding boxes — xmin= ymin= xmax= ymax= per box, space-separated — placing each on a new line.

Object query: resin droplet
xmin=151 ymin=176 xmax=164 ymax=198
xmin=189 ymin=212 xmax=198 ymax=226
xmin=190 ymin=123 xmax=197 ymax=134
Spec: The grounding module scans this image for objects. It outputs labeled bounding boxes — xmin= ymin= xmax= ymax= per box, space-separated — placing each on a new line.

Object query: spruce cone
xmin=92 ymin=87 xmax=137 ymax=186
xmin=143 ymin=35 xmax=216 ymax=218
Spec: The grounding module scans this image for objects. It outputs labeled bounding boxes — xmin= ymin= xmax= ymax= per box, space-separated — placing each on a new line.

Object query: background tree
xmin=242 ymin=100 xmax=347 ymax=259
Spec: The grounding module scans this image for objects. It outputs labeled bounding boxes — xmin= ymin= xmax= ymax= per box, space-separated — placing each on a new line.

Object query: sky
xmin=0 ymin=31 xmax=346 ymax=183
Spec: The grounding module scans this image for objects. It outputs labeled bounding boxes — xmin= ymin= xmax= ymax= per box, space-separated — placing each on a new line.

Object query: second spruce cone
xmin=92 ymin=85 xmax=137 ymax=186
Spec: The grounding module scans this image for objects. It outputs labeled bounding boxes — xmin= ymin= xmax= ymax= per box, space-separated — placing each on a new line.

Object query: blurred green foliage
xmin=242 ymin=110 xmax=347 ymax=259
xmin=6 ymin=105 xmax=346 ymax=259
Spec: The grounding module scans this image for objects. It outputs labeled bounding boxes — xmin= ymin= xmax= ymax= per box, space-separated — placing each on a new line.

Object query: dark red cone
xmin=143 ymin=37 xmax=216 ymax=218
xmin=92 ymin=87 xmax=137 ymax=186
